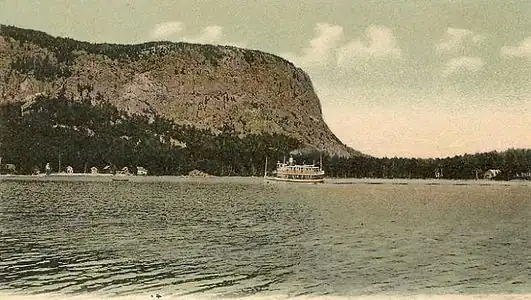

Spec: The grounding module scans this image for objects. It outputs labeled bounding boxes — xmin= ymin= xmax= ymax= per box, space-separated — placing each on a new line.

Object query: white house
xmin=484 ymin=169 xmax=501 ymax=180
xmin=0 ymin=163 xmax=16 ymax=174
xmin=137 ymin=166 xmax=148 ymax=176
xmin=66 ymin=166 xmax=74 ymax=174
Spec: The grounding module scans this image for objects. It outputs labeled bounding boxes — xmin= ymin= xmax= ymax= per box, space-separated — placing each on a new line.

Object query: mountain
xmin=0 ymin=24 xmax=362 ymax=158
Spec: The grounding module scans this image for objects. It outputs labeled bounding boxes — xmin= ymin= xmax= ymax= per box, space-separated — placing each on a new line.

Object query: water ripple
xmin=0 ymin=181 xmax=530 ymax=298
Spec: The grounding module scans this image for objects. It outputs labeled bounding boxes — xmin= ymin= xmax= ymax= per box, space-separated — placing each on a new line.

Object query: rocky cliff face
xmin=0 ymin=25 xmax=360 ymax=157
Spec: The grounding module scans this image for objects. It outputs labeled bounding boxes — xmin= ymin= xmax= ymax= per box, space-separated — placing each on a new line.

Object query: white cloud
xmin=337 ymin=25 xmax=401 ymax=66
xmin=281 ymin=23 xmax=344 ymax=68
xmin=182 ymin=25 xmax=223 ymax=44
xmin=282 ymin=24 xmax=401 ymax=70
xmin=442 ymin=56 xmax=484 ymax=77
xmin=304 ymin=23 xmax=344 ymax=65
xmin=435 ymin=27 xmax=485 ymax=55
xmin=501 ymin=37 xmax=531 ymax=58
xmin=149 ymin=22 xmax=246 ymax=47
xmin=150 ymin=21 xmax=184 ymax=39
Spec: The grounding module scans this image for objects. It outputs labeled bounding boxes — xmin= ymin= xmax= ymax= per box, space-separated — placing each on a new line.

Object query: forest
xmin=1 ymin=92 xmax=531 ymax=180
xmin=0 ymin=92 xmax=301 ymax=176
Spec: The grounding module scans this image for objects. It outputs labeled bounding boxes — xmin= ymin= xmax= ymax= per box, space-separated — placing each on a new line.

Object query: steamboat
xmin=264 ymin=156 xmax=325 ymax=184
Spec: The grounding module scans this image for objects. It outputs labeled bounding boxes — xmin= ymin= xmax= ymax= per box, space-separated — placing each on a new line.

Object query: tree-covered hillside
xmin=0 ymin=92 xmax=301 ymax=175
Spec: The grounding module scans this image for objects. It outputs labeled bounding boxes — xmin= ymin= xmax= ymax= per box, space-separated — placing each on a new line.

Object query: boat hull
xmin=264 ymin=176 xmax=324 ymax=184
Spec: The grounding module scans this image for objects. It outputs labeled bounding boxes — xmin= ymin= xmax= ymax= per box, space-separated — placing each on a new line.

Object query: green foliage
xmin=200 ymin=44 xmax=223 ymax=66
xmin=289 ymin=149 xmax=531 ymax=180
xmin=10 ymin=55 xmax=71 ymax=80
xmin=0 ymin=93 xmax=302 ymax=175
xmin=1 ymin=24 xmax=179 ymax=63
xmin=243 ymin=51 xmax=256 ymax=65
xmin=1 ymin=25 xmax=229 ymax=69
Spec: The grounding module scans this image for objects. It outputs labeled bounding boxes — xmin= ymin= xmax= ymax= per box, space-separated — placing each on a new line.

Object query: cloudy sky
xmin=2 ymin=0 xmax=531 ymax=158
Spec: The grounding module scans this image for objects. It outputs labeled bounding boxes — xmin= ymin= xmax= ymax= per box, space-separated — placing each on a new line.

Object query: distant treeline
xmin=1 ymin=24 xmax=220 ymax=66
xmin=316 ymin=150 xmax=531 ymax=180
xmin=1 ymin=93 xmax=530 ymax=179
xmin=1 ymin=24 xmax=287 ymax=78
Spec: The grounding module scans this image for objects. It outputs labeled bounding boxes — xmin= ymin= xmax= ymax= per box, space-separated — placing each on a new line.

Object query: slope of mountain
xmin=0 ymin=24 xmax=362 ymax=157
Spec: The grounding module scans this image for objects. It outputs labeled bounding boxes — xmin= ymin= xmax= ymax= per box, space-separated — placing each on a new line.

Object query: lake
xmin=0 ymin=179 xmax=530 ymax=300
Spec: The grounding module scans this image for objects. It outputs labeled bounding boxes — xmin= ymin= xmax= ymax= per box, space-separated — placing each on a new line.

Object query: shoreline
xmin=1 ymin=174 xmax=530 ymax=186
xmin=328 ymin=177 xmax=531 ymax=186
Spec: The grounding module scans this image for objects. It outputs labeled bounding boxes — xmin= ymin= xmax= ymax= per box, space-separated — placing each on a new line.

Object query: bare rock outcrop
xmin=0 ymin=24 xmax=362 ymax=157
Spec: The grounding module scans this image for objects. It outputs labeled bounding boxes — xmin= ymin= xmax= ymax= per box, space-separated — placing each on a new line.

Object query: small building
xmin=102 ymin=165 xmax=112 ymax=174
xmin=66 ymin=166 xmax=74 ymax=174
xmin=0 ymin=163 xmax=16 ymax=174
xmin=137 ymin=166 xmax=148 ymax=176
xmin=484 ymin=169 xmax=501 ymax=180
xmin=513 ymin=171 xmax=531 ymax=180
xmin=90 ymin=167 xmax=98 ymax=174
xmin=119 ymin=166 xmax=130 ymax=175
xmin=434 ymin=167 xmax=443 ymax=179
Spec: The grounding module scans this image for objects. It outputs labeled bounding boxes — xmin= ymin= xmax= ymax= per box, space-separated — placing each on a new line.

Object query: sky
xmin=1 ymin=0 xmax=531 ymax=158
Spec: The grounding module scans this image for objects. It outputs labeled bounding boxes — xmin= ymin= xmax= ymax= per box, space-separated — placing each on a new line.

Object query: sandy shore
xmin=1 ymin=174 xmax=530 ymax=186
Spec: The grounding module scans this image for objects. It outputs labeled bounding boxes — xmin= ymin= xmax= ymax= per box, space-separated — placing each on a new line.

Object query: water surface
xmin=0 ymin=180 xmax=529 ymax=299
